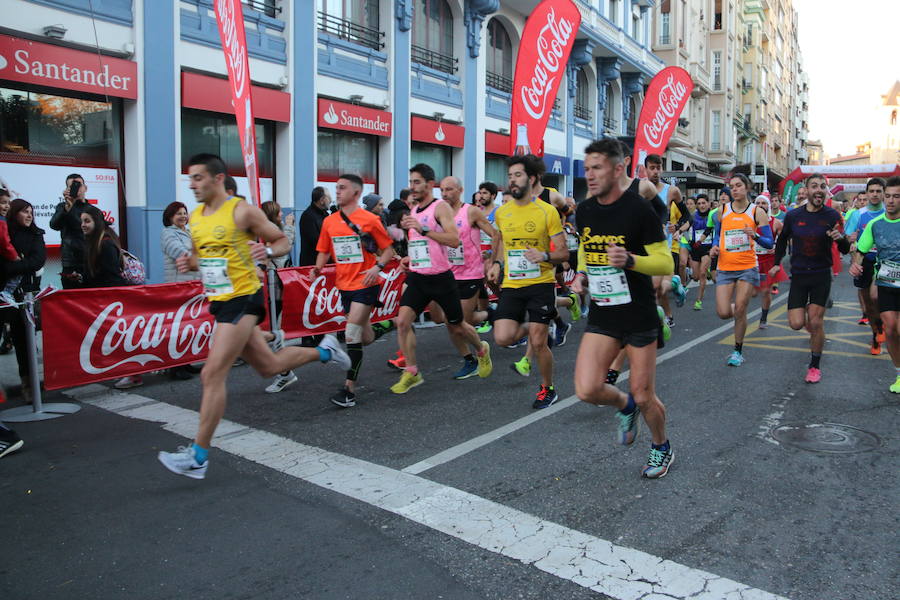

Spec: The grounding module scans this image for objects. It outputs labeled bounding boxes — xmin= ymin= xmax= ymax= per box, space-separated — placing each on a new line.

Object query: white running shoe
xmin=268 ymin=329 xmax=285 ymax=353
xmin=158 ymin=446 xmax=207 ymax=479
xmin=114 ymin=375 xmax=143 ymax=390
xmin=319 ymin=334 xmax=351 ymax=370
xmin=265 ymin=371 xmax=297 ymax=393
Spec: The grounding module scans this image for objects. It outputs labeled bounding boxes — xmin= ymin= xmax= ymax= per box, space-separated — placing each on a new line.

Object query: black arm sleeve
xmin=773 ymin=214 xmax=791 ymax=265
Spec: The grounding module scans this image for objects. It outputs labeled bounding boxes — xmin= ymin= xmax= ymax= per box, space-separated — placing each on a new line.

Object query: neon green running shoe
xmin=890 ymin=375 xmax=900 ymax=394
xmin=476 ymin=321 xmax=492 ymax=334
xmin=657 ymin=305 xmax=671 ymax=342
xmin=693 ymin=299 xmax=702 ymax=311
xmin=567 ymin=292 xmax=581 ymax=321
xmin=511 ymin=356 xmax=531 ymax=377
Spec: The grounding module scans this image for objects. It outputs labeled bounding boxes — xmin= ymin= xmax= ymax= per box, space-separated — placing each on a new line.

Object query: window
xmin=0 ymin=86 xmax=122 ymax=167
xmin=773 ymin=59 xmax=783 ymax=81
xmin=609 ymin=0 xmax=618 ymax=25
xmin=711 ymin=110 xmax=721 ymax=151
xmin=743 ymin=62 xmax=752 ymax=87
xmin=760 ymin=68 xmax=767 ymax=93
xmin=243 ymin=0 xmax=278 ymax=18
xmin=713 ymin=51 xmax=722 ymax=91
xmin=485 ymin=18 xmax=512 ymax=92
xmin=484 ymin=155 xmax=506 ymax=190
xmin=714 ymin=0 xmax=722 ymax=30
xmin=660 ymin=11 xmax=671 ymax=44
xmin=744 ymin=23 xmax=752 ymax=47
xmin=318 ymin=0 xmax=382 ymax=50
xmin=411 ymin=142 xmax=451 ymax=181
xmin=182 ymin=109 xmax=275 ymax=178
xmin=412 ymin=0 xmax=455 ymax=73
xmin=574 ymin=69 xmax=591 ymax=121
xmin=317 ymin=130 xmax=377 ymax=183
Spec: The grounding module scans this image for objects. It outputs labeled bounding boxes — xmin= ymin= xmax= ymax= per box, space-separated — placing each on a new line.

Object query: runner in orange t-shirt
xmin=310 ymin=174 xmax=395 ymax=408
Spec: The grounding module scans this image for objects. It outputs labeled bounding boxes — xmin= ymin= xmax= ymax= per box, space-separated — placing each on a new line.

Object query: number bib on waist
xmin=877 ymin=259 xmax=900 ymax=286
xmin=724 ymin=229 xmax=751 ymax=252
xmin=334 ymin=235 xmax=363 ymax=264
xmin=588 ymin=266 xmax=632 ymax=306
xmin=507 ymin=249 xmax=540 ymax=280
xmin=447 ymin=241 xmax=464 ymax=266
xmin=408 ymin=239 xmax=432 ymax=269
xmin=199 ymin=257 xmax=234 ymax=297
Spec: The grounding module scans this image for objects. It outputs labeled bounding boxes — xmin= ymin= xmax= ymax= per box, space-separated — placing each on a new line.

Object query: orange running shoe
xmin=871 ymin=341 xmax=882 ymax=356
xmin=387 ymin=351 xmax=406 ymax=370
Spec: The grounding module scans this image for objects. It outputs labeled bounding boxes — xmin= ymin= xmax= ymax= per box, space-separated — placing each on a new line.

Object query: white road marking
xmin=403 ymin=292 xmax=791 ymax=475
xmin=66 ymin=383 xmax=790 ymax=600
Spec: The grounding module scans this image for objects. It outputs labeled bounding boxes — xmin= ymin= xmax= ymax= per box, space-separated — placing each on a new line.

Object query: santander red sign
xmin=0 ymin=34 xmax=137 ymax=99
xmin=318 ymin=98 xmax=392 ymax=137
xmin=632 ymin=67 xmax=693 ymax=175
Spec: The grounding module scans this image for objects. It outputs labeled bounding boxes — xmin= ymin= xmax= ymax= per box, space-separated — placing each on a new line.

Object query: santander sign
xmin=509 ymin=0 xmax=581 ymax=156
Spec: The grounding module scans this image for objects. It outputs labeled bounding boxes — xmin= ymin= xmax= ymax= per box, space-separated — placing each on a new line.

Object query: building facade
xmin=0 ymin=0 xmax=663 ymax=285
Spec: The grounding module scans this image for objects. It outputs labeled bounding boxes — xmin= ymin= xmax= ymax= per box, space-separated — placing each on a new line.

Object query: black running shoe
xmin=330 ymin=387 xmax=356 ymax=408
xmin=532 ymin=385 xmax=558 ymax=409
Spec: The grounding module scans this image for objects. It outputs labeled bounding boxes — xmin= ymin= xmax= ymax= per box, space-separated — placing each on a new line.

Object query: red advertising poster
xmin=181 ymin=71 xmax=290 ymax=122
xmin=411 ymin=116 xmax=464 ymax=148
xmin=508 ymin=0 xmax=581 ymax=156
xmin=631 ymin=67 xmax=693 ymax=177
xmin=0 ymin=33 xmax=138 ymax=99
xmin=213 ymin=0 xmax=261 ymax=206
xmin=318 ymin=98 xmax=393 ymax=137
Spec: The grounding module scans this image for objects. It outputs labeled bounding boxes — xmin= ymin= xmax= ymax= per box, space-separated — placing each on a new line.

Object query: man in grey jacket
xmin=49 ymin=173 xmax=88 ymax=289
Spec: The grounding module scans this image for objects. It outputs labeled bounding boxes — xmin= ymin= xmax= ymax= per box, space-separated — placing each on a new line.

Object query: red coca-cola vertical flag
xmin=213 ymin=0 xmax=261 ymax=206
xmin=509 ymin=0 xmax=581 ymax=157
xmin=631 ymin=67 xmax=693 ymax=178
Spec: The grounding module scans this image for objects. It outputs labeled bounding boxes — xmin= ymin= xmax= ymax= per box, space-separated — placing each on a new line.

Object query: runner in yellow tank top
xmin=157 ymin=153 xmax=351 ymax=480
xmin=709 ymin=174 xmax=774 ymax=367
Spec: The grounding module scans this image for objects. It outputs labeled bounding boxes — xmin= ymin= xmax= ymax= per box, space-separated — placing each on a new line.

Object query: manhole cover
xmin=770 ymin=423 xmax=881 ymax=454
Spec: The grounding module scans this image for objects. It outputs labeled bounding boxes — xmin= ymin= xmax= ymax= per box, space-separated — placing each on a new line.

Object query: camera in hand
xmin=69 ymin=180 xmax=82 ymax=200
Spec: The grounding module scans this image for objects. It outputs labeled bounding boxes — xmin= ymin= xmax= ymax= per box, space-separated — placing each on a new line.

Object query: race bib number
xmin=695 ymin=228 xmax=710 ymax=245
xmin=447 ymin=240 xmax=465 ymax=265
xmin=199 ymin=257 xmax=233 ymax=297
xmin=507 ymin=249 xmax=541 ymax=280
xmin=877 ymin=259 xmax=900 ymax=286
xmin=333 ymin=235 xmax=363 ymax=264
xmin=588 ymin=266 xmax=631 ymax=306
xmin=724 ymin=229 xmax=751 ymax=253
xmin=409 ymin=239 xmax=432 ymax=269
xmin=566 ymin=232 xmax=579 ymax=252
xmin=480 ymin=230 xmax=493 ymax=246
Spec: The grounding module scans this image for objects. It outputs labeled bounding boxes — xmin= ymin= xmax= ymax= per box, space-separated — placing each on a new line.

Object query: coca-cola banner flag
xmin=508 ymin=0 xmax=581 ymax=156
xmin=631 ymin=67 xmax=693 ymax=177
xmin=41 ymin=282 xmax=213 ymax=390
xmin=213 ymin=0 xmax=261 ymax=206
xmin=278 ymin=263 xmax=405 ymax=337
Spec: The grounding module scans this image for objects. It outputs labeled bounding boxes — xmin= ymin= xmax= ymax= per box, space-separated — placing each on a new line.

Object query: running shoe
xmin=265 ymin=371 xmax=297 ymax=393
xmin=758 ymin=321 xmax=768 ymax=330
xmin=268 ymin=329 xmax=285 ymax=352
xmin=657 ymin=306 xmax=671 ymax=342
xmin=804 ymin=367 xmax=822 ymax=384
xmin=665 ymin=315 xmax=675 ymax=328
xmin=642 ymin=446 xmax=674 ymax=479
xmin=330 ymin=386 xmax=356 ymax=408
xmin=453 ymin=356 xmax=479 ymax=380
xmin=771 ymin=285 xmax=780 ymax=295
xmin=859 ymin=316 xmax=869 ymax=326
xmin=726 ymin=350 xmax=745 ymax=367
xmin=390 ymin=371 xmax=423 ymax=394
xmin=554 ymin=321 xmax=572 ymax=347
xmin=671 ymin=275 xmax=687 ymax=307
xmin=567 ymin=292 xmax=581 ymax=321
xmin=114 ymin=375 xmax=143 ymax=390
xmin=605 ymin=369 xmax=620 ymax=385
xmin=476 ymin=340 xmax=493 ymax=378
xmin=693 ymin=300 xmax=702 ymax=311
xmin=876 ymin=329 xmax=886 ymax=344
xmin=387 ymin=351 xmax=406 ymax=370
xmin=532 ymin=385 xmax=558 ymax=409
xmin=158 ymin=445 xmax=207 ymax=480
xmin=0 ymin=427 xmax=23 ymax=459
xmin=889 ymin=375 xmax=900 ymax=394
xmin=615 ymin=404 xmax=641 ymax=446
xmin=475 ymin=321 xmax=492 ymax=334
xmin=506 ymin=336 xmax=528 ymax=349
xmin=319 ymin=334 xmax=351 ymax=370
xmin=511 ymin=356 xmax=531 ymax=377
xmin=871 ymin=341 xmax=882 ymax=356
xmin=547 ymin=322 xmax=556 ymax=349
xmin=233 ymin=358 xmax=246 ymax=367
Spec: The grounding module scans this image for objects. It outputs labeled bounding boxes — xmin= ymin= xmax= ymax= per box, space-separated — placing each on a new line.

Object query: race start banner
xmin=508 ymin=0 xmax=581 ymax=156
xmin=631 ymin=67 xmax=693 ymax=178
xmin=213 ymin=0 xmax=261 ymax=206
xmin=40 ymin=263 xmax=406 ymax=390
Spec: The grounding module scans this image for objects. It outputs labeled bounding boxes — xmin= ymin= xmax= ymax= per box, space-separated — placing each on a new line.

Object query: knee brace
xmin=345 ymin=322 xmax=363 ymax=345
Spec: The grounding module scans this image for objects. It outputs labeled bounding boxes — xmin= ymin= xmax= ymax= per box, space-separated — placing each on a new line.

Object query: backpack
xmin=121 ymin=250 xmax=147 ymax=285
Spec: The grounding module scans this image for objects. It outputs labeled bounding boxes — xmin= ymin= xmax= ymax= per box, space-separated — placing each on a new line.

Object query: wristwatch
xmin=624 ymin=254 xmax=635 ymax=269
xmin=421 ymin=225 xmax=431 ymax=235
xmin=265 ymin=247 xmax=274 ymax=258
xmin=375 ymin=261 xmax=385 ymax=270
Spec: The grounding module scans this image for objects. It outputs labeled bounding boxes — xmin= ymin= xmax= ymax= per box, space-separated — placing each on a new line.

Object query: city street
xmin=3 ymin=273 xmax=897 ymax=600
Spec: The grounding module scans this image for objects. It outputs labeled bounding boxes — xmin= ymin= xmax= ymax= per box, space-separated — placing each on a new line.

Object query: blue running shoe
xmin=453 ymin=356 xmax=479 ymax=379
xmin=726 ymin=350 xmax=744 ymax=367
xmin=642 ymin=446 xmax=674 ymax=479
xmin=616 ymin=404 xmax=641 ymax=446
xmin=672 ymin=275 xmax=687 ymax=307
xmin=554 ymin=321 xmax=571 ymax=347
xmin=506 ymin=336 xmax=528 ymax=349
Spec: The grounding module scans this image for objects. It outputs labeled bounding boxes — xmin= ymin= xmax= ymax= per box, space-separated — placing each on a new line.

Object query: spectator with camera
xmin=49 ymin=173 xmax=88 ymax=289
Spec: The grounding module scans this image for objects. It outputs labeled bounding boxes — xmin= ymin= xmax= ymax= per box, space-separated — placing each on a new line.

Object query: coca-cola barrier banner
xmin=509 ymin=0 xmax=581 ymax=156
xmin=631 ymin=67 xmax=693 ymax=178
xmin=40 ymin=264 xmax=407 ymax=390
xmin=213 ymin=0 xmax=261 ymax=206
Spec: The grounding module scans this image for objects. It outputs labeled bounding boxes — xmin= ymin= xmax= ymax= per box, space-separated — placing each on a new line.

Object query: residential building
xmin=806 ymin=139 xmax=824 ymax=165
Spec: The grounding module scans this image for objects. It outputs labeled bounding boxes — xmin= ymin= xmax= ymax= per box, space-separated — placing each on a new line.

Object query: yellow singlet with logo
xmin=494 ymin=198 xmax=563 ymax=288
xmin=190 ymin=196 xmax=260 ymax=302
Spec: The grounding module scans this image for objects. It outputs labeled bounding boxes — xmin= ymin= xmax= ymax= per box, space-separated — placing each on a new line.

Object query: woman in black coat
xmin=2 ymin=199 xmax=46 ymax=394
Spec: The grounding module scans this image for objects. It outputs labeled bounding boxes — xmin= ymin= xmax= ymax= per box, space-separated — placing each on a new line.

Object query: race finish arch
xmin=780 ymin=164 xmax=900 ymax=191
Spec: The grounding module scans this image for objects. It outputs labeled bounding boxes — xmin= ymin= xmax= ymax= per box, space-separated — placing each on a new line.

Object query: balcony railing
xmin=486 ymin=71 xmax=513 ymax=93
xmin=244 ymin=0 xmax=279 ymax=17
xmin=574 ymin=105 xmax=592 ymax=121
xmin=603 ymin=116 xmax=618 ymax=131
xmin=660 ymin=33 xmax=671 ymax=45
xmin=318 ymin=11 xmax=384 ymax=51
xmin=412 ymin=44 xmax=458 ymax=74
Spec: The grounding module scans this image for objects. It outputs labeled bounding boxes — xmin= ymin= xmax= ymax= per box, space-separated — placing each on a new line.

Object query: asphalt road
xmin=3 ymin=270 xmax=897 ymax=600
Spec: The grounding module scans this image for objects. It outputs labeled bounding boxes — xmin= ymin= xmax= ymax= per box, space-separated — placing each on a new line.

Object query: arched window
xmin=486 ymin=18 xmax=513 ymax=92
xmin=891 ymin=109 xmax=897 ymax=126
xmin=412 ymin=0 xmax=456 ymax=73
xmin=627 ymin=96 xmax=637 ymax=134
xmin=575 ymin=69 xmax=591 ymax=120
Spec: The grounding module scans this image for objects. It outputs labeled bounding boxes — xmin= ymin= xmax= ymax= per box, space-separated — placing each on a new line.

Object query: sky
xmin=793 ymin=0 xmax=900 ymax=158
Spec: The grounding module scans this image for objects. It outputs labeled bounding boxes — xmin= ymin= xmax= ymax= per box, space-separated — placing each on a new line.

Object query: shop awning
xmin=662 ymin=171 xmax=727 ymax=189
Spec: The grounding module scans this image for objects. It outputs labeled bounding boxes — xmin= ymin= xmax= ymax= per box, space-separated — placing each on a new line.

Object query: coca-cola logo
xmin=520 ymin=8 xmax=574 ymax=121
xmin=79 ymin=295 xmax=214 ymax=374
xmin=216 ymin=0 xmax=247 ymax=98
xmin=643 ymin=74 xmax=688 ymax=149
xmin=301 ymin=266 xmax=403 ymax=329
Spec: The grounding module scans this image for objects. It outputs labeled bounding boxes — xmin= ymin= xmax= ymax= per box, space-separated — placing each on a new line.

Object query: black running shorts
xmin=877 ymin=285 xmax=900 ymax=313
xmin=495 ymin=283 xmax=556 ymax=325
xmin=401 ymin=271 xmax=464 ymax=324
xmin=788 ymin=271 xmax=831 ymax=309
xmin=209 ymin=289 xmax=266 ymax=325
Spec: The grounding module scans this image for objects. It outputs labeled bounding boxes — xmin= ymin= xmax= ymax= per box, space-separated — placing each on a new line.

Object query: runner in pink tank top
xmin=407 ymin=198 xmax=452 ymax=275
xmin=451 ymin=203 xmax=490 ymax=281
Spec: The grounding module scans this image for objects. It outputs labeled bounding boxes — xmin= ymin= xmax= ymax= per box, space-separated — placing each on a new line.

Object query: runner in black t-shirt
xmin=571 ymin=139 xmax=675 ymax=479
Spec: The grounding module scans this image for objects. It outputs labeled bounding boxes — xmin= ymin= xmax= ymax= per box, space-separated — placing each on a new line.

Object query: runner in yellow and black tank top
xmin=190 ymin=196 xmax=260 ymax=302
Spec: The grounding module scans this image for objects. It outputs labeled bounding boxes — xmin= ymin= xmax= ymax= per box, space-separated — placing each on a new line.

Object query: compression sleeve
xmin=631 ymin=240 xmax=674 ymax=276
xmin=773 ymin=215 xmax=791 ymax=265
xmin=857 ymin=220 xmax=876 ymax=254
xmin=711 ymin=214 xmax=722 ymax=248
xmin=576 ymin=242 xmax=586 ymax=273
xmin=755 ymin=225 xmax=774 ymax=249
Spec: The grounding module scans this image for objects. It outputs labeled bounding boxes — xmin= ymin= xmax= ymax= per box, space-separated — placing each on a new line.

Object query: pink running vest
xmin=450 ymin=203 xmax=484 ymax=281
xmin=408 ymin=199 xmax=452 ymax=275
